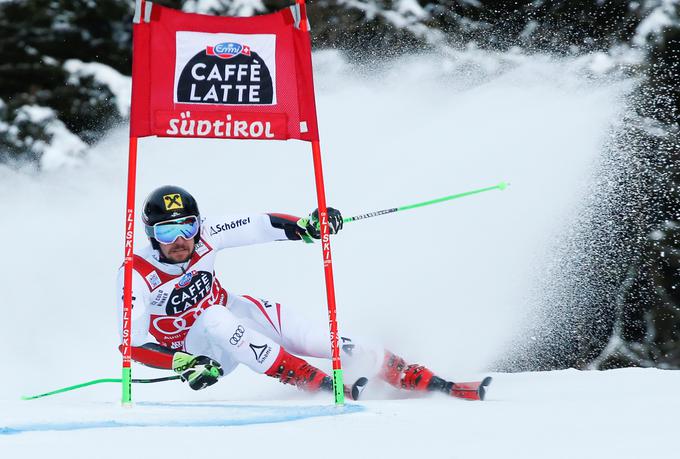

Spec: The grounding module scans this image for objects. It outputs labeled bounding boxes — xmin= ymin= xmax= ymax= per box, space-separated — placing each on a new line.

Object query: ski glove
xmin=296 ymin=208 xmax=344 ymax=243
xmin=172 ymin=352 xmax=224 ymax=391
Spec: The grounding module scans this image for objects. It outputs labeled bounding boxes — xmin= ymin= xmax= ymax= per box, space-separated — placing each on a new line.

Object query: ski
xmin=448 ymin=376 xmax=493 ymax=401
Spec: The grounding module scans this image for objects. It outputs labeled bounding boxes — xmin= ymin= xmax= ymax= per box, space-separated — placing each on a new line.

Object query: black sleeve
xmin=267 ymin=213 xmax=303 ymax=241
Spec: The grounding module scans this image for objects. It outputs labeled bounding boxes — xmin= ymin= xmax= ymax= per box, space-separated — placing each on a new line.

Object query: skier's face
xmin=159 ymin=236 xmax=195 ymax=263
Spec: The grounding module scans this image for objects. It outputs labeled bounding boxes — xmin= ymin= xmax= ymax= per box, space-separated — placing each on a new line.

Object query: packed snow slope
xmin=2 ymin=369 xmax=678 ymax=458
xmin=0 ymin=50 xmax=655 ymax=457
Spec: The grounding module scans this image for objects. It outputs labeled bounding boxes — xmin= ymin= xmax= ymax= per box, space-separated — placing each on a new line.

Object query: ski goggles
xmin=145 ymin=216 xmax=200 ymax=244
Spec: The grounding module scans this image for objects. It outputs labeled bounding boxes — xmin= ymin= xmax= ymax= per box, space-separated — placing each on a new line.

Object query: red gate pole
xmin=121 ymin=136 xmax=139 ymax=405
xmin=296 ymin=0 xmax=345 ymax=406
xmin=310 ymin=139 xmax=345 ymax=405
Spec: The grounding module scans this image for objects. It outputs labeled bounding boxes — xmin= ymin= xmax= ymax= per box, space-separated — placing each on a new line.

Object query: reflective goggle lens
xmin=151 ymin=216 xmax=199 ymax=244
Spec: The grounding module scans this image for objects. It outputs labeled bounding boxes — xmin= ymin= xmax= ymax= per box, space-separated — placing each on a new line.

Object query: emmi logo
xmin=206 ymin=42 xmax=250 ymax=59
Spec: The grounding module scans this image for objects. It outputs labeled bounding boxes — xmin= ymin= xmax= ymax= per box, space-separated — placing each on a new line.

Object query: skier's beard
xmin=159 ymin=237 xmax=195 ymax=264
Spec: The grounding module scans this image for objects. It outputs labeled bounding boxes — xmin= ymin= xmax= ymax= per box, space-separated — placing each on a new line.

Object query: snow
xmin=13 ymin=104 xmax=87 ymax=170
xmin=2 ymin=369 xmax=678 ymax=458
xmin=633 ymin=0 xmax=679 ymax=46
xmin=340 ymin=0 xmax=446 ymax=44
xmin=0 ymin=50 xmax=649 ymax=457
xmin=15 ymin=105 xmax=54 ymax=124
xmin=459 ymin=0 xmax=482 ymax=6
xmin=395 ymin=0 xmax=428 ymax=19
xmin=183 ymin=0 xmax=265 ymax=17
xmin=520 ymin=20 xmax=539 ymax=40
xmin=63 ymin=59 xmax=132 ymax=117
xmin=38 ymin=118 xmax=88 ymax=170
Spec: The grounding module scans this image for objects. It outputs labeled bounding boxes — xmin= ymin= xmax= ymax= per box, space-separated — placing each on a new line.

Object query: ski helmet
xmin=142 ymin=185 xmax=201 ymax=249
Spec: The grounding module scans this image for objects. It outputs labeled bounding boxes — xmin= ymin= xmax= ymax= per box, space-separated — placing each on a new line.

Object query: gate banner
xmin=130 ymin=2 xmax=319 ymax=142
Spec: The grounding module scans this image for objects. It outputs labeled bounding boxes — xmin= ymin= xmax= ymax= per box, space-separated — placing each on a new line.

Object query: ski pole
xmin=343 ymin=181 xmax=509 ymax=223
xmin=21 ymin=375 xmax=181 ymax=400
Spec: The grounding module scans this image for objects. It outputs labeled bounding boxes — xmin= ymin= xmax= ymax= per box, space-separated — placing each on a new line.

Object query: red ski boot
xmin=265 ymin=348 xmax=368 ymax=400
xmin=380 ymin=351 xmax=492 ymax=401
xmin=380 ymin=351 xmax=437 ymax=392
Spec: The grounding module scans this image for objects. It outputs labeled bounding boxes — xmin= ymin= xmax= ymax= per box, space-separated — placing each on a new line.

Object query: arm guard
xmin=118 ymin=342 xmax=177 ymax=369
xmin=267 ymin=213 xmax=303 ymax=241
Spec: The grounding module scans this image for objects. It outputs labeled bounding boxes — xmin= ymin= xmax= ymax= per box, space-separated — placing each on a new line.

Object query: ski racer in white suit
xmin=116 ymin=185 xmax=489 ymax=400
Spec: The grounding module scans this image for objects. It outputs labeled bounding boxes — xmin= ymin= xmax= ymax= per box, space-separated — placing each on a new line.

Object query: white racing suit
xmin=116 ymin=213 xmax=384 ymax=391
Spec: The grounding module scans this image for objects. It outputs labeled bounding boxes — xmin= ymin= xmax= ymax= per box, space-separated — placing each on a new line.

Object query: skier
xmin=116 ymin=185 xmax=490 ymax=400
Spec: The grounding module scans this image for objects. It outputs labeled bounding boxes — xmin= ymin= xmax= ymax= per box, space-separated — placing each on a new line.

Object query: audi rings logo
xmin=230 ymin=325 xmax=245 ymax=345
xmin=152 ymin=307 xmax=203 ymax=334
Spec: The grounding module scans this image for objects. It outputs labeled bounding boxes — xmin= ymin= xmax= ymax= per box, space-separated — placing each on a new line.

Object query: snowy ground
xmin=2 ymin=369 xmax=677 ymax=458
xmin=1 ymin=50 xmax=659 ymax=457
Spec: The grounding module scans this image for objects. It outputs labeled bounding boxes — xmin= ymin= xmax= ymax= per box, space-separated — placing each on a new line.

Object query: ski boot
xmin=266 ymin=348 xmax=368 ymax=400
xmin=380 ymin=351 xmax=492 ymax=401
